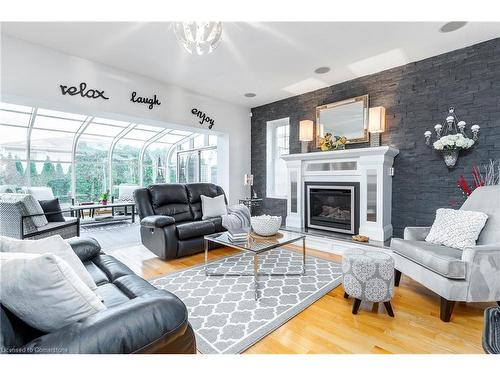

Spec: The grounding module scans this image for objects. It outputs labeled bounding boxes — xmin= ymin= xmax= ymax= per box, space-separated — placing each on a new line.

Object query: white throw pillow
xmin=0 ymin=235 xmax=97 ymax=291
xmin=0 ymin=252 xmax=106 ymax=332
xmin=201 ymin=194 xmax=228 ymax=219
xmin=425 ymin=208 xmax=488 ymax=250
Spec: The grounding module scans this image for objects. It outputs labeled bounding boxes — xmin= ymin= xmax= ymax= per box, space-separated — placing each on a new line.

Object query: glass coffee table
xmin=204 ymin=231 xmax=306 ymax=300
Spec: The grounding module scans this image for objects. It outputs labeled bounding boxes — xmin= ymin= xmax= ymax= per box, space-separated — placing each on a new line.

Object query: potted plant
xmin=433 ymin=133 xmax=474 ymax=168
xmin=100 ymin=190 xmax=110 ymax=205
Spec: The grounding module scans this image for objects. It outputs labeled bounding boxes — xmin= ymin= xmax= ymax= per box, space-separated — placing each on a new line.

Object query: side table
xmin=238 ymin=198 xmax=263 ymax=214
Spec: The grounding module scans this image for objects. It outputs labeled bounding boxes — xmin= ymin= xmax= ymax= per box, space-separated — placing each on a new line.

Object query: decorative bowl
xmin=251 ymin=215 xmax=282 ymax=236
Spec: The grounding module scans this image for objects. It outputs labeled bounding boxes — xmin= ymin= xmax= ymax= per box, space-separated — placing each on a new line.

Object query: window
xmin=178 ymin=151 xmax=200 ymax=183
xmin=0 ymin=104 xmax=31 ymax=190
xmin=143 ymin=143 xmax=171 ymax=186
xmin=176 ymin=136 xmax=217 ymax=184
xmin=0 ymin=100 xmax=216 ymax=204
xmin=266 ymin=117 xmax=290 ymax=198
xmin=200 ymin=148 xmax=217 ymax=184
xmin=75 ymin=135 xmax=111 ymax=202
xmin=112 ymin=138 xmax=142 ymax=196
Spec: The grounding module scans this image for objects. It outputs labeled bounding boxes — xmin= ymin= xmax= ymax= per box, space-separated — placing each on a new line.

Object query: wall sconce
xmin=368 ymin=106 xmax=386 ymax=147
xmin=299 ymin=120 xmax=314 ymax=153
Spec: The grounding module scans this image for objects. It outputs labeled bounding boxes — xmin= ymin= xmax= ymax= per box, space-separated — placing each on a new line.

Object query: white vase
xmin=443 ymin=149 xmax=459 ymax=168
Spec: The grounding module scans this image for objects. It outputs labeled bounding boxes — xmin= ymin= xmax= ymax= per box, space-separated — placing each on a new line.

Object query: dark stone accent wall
xmin=251 ymin=38 xmax=500 ymax=237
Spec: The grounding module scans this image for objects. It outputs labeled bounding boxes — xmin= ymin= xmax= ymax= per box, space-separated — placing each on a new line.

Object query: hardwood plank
xmin=108 ymin=243 xmax=492 ymax=354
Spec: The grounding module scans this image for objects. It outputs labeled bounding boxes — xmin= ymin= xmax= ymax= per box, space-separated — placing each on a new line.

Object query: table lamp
xmin=299 ymin=120 xmax=314 ymax=153
xmin=244 ymin=174 xmax=257 ymax=198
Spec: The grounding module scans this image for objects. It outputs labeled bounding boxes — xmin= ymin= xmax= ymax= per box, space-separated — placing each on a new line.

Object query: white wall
xmin=0 ymin=35 xmax=251 ymax=203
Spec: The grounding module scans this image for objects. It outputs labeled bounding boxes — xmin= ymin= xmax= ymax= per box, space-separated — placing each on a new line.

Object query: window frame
xmin=176 ymin=144 xmax=217 ymax=184
xmin=266 ymin=117 xmax=290 ymax=199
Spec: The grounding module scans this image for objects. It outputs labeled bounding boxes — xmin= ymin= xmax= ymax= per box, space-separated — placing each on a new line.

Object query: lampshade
xmin=299 ymin=120 xmax=314 ymax=141
xmin=244 ymin=174 xmax=254 ymax=186
xmin=368 ymin=107 xmax=386 ymax=133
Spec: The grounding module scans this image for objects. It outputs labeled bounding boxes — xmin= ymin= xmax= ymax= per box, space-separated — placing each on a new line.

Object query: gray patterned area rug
xmin=150 ymin=248 xmax=342 ymax=354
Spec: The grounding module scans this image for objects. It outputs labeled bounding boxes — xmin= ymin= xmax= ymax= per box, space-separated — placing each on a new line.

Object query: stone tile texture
xmin=250 ymin=38 xmax=500 ymax=237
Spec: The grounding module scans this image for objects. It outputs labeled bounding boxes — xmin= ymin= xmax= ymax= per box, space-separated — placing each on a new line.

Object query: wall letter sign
xmin=191 ymin=108 xmax=215 ymax=129
xmin=130 ymin=91 xmax=161 ymax=110
xmin=59 ymin=82 xmax=109 ymax=100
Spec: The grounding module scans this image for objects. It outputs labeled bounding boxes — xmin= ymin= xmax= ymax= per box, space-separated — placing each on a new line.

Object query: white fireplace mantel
xmin=281 ymin=146 xmax=399 ymax=241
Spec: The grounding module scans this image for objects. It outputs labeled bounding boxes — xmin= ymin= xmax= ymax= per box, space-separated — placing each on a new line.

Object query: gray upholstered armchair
xmin=0 ymin=193 xmax=79 ymax=240
xmin=391 ymin=185 xmax=500 ymax=322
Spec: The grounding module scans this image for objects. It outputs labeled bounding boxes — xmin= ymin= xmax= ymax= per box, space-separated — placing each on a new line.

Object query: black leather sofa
xmin=0 ymin=237 xmax=196 ymax=354
xmin=134 ymin=183 xmax=227 ymax=260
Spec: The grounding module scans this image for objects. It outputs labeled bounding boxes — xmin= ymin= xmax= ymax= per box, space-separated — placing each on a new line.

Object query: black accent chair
xmin=134 ymin=183 xmax=227 ymax=260
xmin=0 ymin=237 xmax=196 ymax=354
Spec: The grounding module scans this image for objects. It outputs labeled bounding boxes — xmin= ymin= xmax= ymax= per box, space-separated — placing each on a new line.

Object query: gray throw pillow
xmin=0 ymin=235 xmax=97 ymax=291
xmin=0 ymin=252 xmax=106 ymax=332
xmin=39 ymin=198 xmax=65 ymax=222
xmin=201 ymin=194 xmax=227 ymax=219
xmin=425 ymin=208 xmax=488 ymax=250
xmin=0 ymin=193 xmax=48 ymax=231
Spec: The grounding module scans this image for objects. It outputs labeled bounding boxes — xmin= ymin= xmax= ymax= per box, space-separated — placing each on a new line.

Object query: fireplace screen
xmin=306 ymin=185 xmax=355 ymax=234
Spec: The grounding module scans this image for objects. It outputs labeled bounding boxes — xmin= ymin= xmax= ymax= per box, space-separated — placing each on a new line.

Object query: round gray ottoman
xmin=342 ymin=248 xmax=395 ymax=316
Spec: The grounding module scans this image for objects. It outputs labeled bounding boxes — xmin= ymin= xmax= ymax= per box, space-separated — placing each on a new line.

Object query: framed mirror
xmin=316 ymin=94 xmax=369 ymax=145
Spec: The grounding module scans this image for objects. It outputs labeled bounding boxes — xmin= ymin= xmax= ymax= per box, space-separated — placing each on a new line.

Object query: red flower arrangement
xmin=457 ymin=166 xmax=485 ymax=197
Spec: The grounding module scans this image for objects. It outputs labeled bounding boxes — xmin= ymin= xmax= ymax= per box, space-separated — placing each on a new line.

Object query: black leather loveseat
xmin=0 ymin=237 xmax=196 ymax=354
xmin=134 ymin=183 xmax=227 ymax=260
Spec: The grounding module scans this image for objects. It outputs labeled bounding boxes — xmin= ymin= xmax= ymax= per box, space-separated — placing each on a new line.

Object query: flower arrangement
xmin=318 ymin=133 xmax=347 ymax=151
xmin=433 ymin=133 xmax=474 ymax=151
xmin=457 ymin=159 xmax=499 ymax=197
xmin=432 ymin=133 xmax=475 ymax=168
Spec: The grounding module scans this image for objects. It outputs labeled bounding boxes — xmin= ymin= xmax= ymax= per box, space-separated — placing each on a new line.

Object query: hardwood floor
xmin=107 ymin=243 xmax=492 ymax=354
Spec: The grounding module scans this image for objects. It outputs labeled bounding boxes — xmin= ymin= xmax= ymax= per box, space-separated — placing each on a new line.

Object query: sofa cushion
xmin=187 ymin=183 xmax=225 ymax=220
xmin=176 ymin=220 xmax=216 ymax=240
xmin=148 ymin=184 xmax=193 ymax=222
xmin=201 ymin=194 xmax=227 ymax=219
xmin=96 ymin=283 xmax=131 ymax=308
xmin=0 ymin=252 xmax=106 ymax=332
xmin=35 ymin=218 xmax=78 ymax=232
xmin=391 ymin=238 xmax=466 ymax=279
xmin=1 ymin=235 xmax=97 ymax=291
xmin=426 ymin=208 xmax=488 ymax=250
xmin=21 ymin=187 xmax=54 ymax=201
xmin=84 ymin=261 xmax=110 ymax=286
xmin=91 ymin=254 xmax=136 ymax=283
xmin=205 ymin=216 xmax=225 ymax=233
xmin=38 ymin=198 xmax=65 ymax=222
xmin=0 ymin=193 xmax=48 ymax=232
xmin=114 ymin=275 xmax=157 ymax=299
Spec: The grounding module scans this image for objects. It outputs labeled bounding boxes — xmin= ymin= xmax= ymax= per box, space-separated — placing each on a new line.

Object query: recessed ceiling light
xmin=244 ymin=93 xmax=256 ymax=98
xmin=439 ymin=22 xmax=467 ymax=33
xmin=314 ymin=66 xmax=331 ymax=74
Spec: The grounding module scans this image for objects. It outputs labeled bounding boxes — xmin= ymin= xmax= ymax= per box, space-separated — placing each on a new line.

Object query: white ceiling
xmin=2 ymin=22 xmax=500 ymax=107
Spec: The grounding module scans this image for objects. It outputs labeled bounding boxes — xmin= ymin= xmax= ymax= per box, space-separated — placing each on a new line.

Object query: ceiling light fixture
xmin=173 ymin=22 xmax=222 ymax=55
xmin=439 ymin=22 xmax=467 ymax=33
xmin=314 ymin=67 xmax=331 ymax=74
xmin=244 ymin=93 xmax=256 ymax=98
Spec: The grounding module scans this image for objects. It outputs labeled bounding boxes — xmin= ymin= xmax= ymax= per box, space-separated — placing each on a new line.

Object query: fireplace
xmin=282 ymin=147 xmax=398 ymax=241
xmin=305 ymin=182 xmax=359 ymax=234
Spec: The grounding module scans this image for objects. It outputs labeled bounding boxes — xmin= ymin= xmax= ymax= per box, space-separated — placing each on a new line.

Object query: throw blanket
xmin=221 ymin=204 xmax=251 ymax=234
